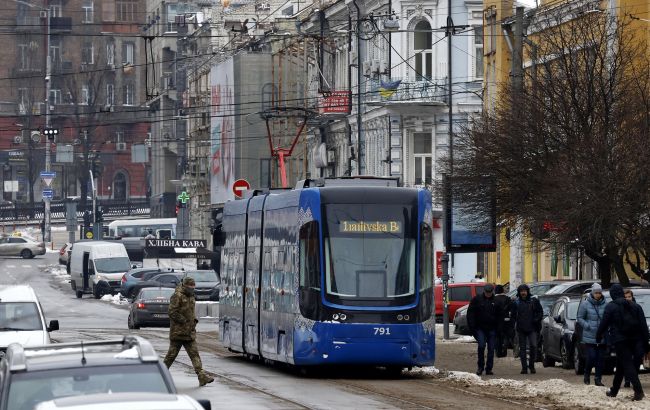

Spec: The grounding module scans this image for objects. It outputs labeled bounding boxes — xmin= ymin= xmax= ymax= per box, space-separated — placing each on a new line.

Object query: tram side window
xmin=420 ymin=223 xmax=433 ymax=290
xmin=299 ymin=221 xmax=321 ymax=291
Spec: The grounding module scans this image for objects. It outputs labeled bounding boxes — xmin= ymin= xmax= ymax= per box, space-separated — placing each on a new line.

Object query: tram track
xmin=56 ymin=328 xmax=562 ymax=409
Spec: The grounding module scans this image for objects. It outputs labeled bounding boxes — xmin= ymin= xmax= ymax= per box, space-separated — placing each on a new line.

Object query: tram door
xmin=243 ymin=203 xmax=265 ymax=356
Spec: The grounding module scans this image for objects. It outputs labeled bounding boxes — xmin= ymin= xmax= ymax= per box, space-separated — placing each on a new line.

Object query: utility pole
xmin=353 ymin=0 xmax=363 ymax=175
xmin=440 ymin=0 xmax=467 ymax=340
xmin=44 ymin=6 xmax=52 ymax=244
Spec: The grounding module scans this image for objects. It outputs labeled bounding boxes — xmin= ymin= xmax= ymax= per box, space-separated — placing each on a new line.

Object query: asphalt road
xmin=7 ymin=253 xmax=650 ymax=409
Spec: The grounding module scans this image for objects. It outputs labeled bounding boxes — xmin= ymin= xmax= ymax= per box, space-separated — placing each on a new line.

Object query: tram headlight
xmin=404 ymin=315 xmax=410 ymax=321
xmin=397 ymin=314 xmax=403 ymax=321
xmin=339 ymin=314 xmax=347 ymax=321
xmin=332 ymin=313 xmax=339 ymax=320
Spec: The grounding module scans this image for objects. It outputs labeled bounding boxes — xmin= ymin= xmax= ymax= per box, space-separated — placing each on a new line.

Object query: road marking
xmin=6 ymin=265 xmax=15 ymax=268
xmin=21 ymin=265 xmax=30 ymax=268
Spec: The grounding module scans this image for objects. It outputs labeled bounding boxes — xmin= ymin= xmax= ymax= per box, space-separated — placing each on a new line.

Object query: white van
xmin=69 ymin=241 xmax=131 ymax=299
xmin=0 ymin=285 xmax=59 ymax=349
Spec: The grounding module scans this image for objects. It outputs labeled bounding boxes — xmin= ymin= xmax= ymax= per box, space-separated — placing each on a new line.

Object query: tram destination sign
xmin=146 ymin=239 xmax=207 ymax=248
xmin=340 ymin=220 xmax=402 ymax=234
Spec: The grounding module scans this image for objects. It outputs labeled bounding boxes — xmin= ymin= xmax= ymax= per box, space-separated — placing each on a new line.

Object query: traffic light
xmin=175 ymin=201 xmax=180 ymax=216
xmin=83 ymin=210 xmax=91 ymax=227
xmin=43 ymin=128 xmax=59 ymax=142
xmin=91 ymin=160 xmax=103 ymax=178
xmin=95 ymin=206 xmax=104 ymax=223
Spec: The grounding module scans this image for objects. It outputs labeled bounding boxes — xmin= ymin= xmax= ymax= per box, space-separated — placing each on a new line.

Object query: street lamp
xmin=13 ymin=0 xmax=53 ymax=243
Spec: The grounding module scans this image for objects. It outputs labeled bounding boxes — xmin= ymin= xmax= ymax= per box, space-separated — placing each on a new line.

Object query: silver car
xmin=0 ymin=235 xmax=46 ymax=258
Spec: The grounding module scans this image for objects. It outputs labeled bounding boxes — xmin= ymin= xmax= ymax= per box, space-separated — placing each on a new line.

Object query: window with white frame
xmin=413 ymin=20 xmax=433 ymax=81
xmin=472 ymin=25 xmax=484 ymax=79
xmin=486 ymin=9 xmax=497 ymax=54
xmin=123 ymin=82 xmax=133 ymax=105
xmin=50 ymin=37 xmax=61 ymax=67
xmin=106 ymin=42 xmax=115 ymax=66
xmin=81 ymin=84 xmax=91 ymax=105
xmin=116 ymin=0 xmax=136 ymax=22
xmin=49 ymin=1 xmax=62 ymax=17
xmin=413 ymin=132 xmax=432 ymax=185
xmin=82 ymin=0 xmax=94 ymax=23
xmin=106 ymin=83 xmax=114 ymax=106
xmin=122 ymin=42 xmax=134 ymax=65
xmin=81 ymin=42 xmax=94 ymax=65
xmin=49 ymin=89 xmax=62 ymax=105
xmin=17 ymin=88 xmax=28 ymax=113
xmin=166 ymin=4 xmax=178 ymax=32
xmin=17 ymin=43 xmax=29 ymax=70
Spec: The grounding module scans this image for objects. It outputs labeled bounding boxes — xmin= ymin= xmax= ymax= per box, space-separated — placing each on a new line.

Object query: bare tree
xmin=444 ymin=11 xmax=650 ymax=286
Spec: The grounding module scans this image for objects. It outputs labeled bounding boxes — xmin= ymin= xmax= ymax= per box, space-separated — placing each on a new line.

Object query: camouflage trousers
xmin=163 ymin=339 xmax=203 ymax=375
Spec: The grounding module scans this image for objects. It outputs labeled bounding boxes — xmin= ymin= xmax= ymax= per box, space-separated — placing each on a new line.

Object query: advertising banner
xmin=210 ymin=58 xmax=236 ymax=205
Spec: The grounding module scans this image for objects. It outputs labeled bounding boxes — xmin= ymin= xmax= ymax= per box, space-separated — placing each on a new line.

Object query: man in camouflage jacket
xmin=163 ymin=276 xmax=214 ymax=386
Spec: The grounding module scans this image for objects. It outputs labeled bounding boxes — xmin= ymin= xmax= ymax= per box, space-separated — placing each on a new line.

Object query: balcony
xmin=365 ymin=78 xmax=447 ymax=106
xmin=50 ymin=17 xmax=72 ymax=32
xmin=15 ymin=16 xmax=42 ymax=32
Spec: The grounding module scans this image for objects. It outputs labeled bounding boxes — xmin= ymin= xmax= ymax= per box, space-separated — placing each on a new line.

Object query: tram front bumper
xmin=294 ymin=321 xmax=435 ymax=366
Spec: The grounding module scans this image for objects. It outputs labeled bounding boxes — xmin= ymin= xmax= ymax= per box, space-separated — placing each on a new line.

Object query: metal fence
xmin=0 ymin=199 xmax=150 ymax=223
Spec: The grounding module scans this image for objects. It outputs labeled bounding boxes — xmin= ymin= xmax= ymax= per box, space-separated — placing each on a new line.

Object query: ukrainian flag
xmin=378 ymin=80 xmax=402 ymax=98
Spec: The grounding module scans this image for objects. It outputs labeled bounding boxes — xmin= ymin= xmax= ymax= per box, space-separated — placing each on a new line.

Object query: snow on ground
xmin=408 ymin=366 xmax=440 ymax=377
xmin=439 ymin=335 xmax=476 ymax=343
xmin=43 ymin=264 xmax=71 ymax=286
xmin=445 ymin=371 xmax=650 ymax=409
xmin=100 ymin=293 xmax=130 ymax=306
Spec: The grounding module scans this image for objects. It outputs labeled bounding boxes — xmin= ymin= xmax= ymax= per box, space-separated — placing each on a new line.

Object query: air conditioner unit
xmin=371 ymin=59 xmax=381 ymax=73
xmin=13 ymin=135 xmax=22 ymax=144
xmin=116 ymin=142 xmax=127 ymax=151
xmin=362 ymin=61 xmax=372 ymax=76
xmin=326 ymin=150 xmax=335 ymax=164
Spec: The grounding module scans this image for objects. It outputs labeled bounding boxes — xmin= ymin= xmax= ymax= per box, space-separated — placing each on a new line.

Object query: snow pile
xmin=114 ymin=347 xmax=139 ymax=360
xmin=444 ymin=371 xmax=650 ymax=409
xmin=43 ymin=264 xmax=71 ymax=285
xmin=409 ymin=366 xmax=440 ymax=377
xmin=439 ymin=335 xmax=476 ymax=344
xmin=100 ymin=293 xmax=130 ymax=306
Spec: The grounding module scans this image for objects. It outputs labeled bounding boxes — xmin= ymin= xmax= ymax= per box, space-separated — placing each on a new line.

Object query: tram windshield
xmin=323 ymin=203 xmax=416 ymax=306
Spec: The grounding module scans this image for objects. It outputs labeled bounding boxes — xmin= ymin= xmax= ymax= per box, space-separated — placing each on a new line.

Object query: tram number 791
xmin=373 ymin=327 xmax=391 ymax=335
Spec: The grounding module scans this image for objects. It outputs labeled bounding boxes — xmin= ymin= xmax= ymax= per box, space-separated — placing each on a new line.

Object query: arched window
xmin=113 ymin=171 xmax=128 ymax=201
xmin=413 ymin=20 xmax=433 ymax=81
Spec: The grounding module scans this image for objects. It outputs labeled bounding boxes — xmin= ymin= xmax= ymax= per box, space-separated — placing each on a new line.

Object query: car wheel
xmin=71 ymin=280 xmax=76 ymax=291
xmin=574 ymin=344 xmax=585 ymax=375
xmin=131 ymin=314 xmax=140 ymax=330
xmin=541 ymin=339 xmax=555 ymax=368
xmin=93 ymin=285 xmax=102 ymax=299
xmin=20 ymin=249 xmax=32 ymax=259
xmin=75 ymin=289 xmax=83 ymax=299
xmin=560 ymin=341 xmax=573 ymax=369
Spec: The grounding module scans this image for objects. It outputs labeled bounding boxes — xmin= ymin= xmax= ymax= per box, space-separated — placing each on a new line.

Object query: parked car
xmin=544 ymin=281 xmax=598 ymax=296
xmin=0 ymin=285 xmax=59 ymax=351
xmin=0 ymin=336 xmax=177 ymax=410
xmin=454 ymin=281 xmax=562 ymax=336
xmin=35 ymin=393 xmax=211 ymax=410
xmin=183 ymin=270 xmax=219 ymax=302
xmin=572 ymin=288 xmax=650 ymax=375
xmin=121 ymin=268 xmax=174 ymax=298
xmin=0 ymin=235 xmax=45 ymax=259
xmin=540 ymin=295 xmax=581 ymax=368
xmin=58 ymin=243 xmax=71 ymax=266
xmin=128 ymin=287 xmax=175 ymax=329
xmin=127 ymin=271 xmax=184 ymax=300
xmin=435 ymin=282 xmax=485 ymax=322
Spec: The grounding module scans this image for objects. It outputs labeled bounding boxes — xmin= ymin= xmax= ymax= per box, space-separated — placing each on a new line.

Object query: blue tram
xmin=218 ymin=178 xmax=436 ymax=369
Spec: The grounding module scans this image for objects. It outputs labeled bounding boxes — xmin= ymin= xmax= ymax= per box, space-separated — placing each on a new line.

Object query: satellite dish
xmin=31 ymin=131 xmax=41 ymax=143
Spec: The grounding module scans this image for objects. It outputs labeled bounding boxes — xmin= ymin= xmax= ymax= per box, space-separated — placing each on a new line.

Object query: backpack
xmin=619 ymin=301 xmax=640 ymax=336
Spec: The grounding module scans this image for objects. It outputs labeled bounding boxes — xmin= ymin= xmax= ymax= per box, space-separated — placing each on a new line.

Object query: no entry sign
xmin=232 ymin=179 xmax=251 ymax=198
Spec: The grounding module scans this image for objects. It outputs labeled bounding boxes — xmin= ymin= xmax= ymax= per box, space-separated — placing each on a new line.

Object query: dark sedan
xmin=540 ymin=295 xmax=581 ymax=368
xmin=183 ymin=270 xmax=219 ymax=301
xmin=127 ymin=271 xmax=184 ymax=300
xmin=127 ymin=287 xmax=175 ymax=329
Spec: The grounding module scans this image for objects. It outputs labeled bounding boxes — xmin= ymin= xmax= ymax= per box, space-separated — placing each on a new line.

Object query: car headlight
xmin=96 ymin=275 xmax=106 ymax=281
